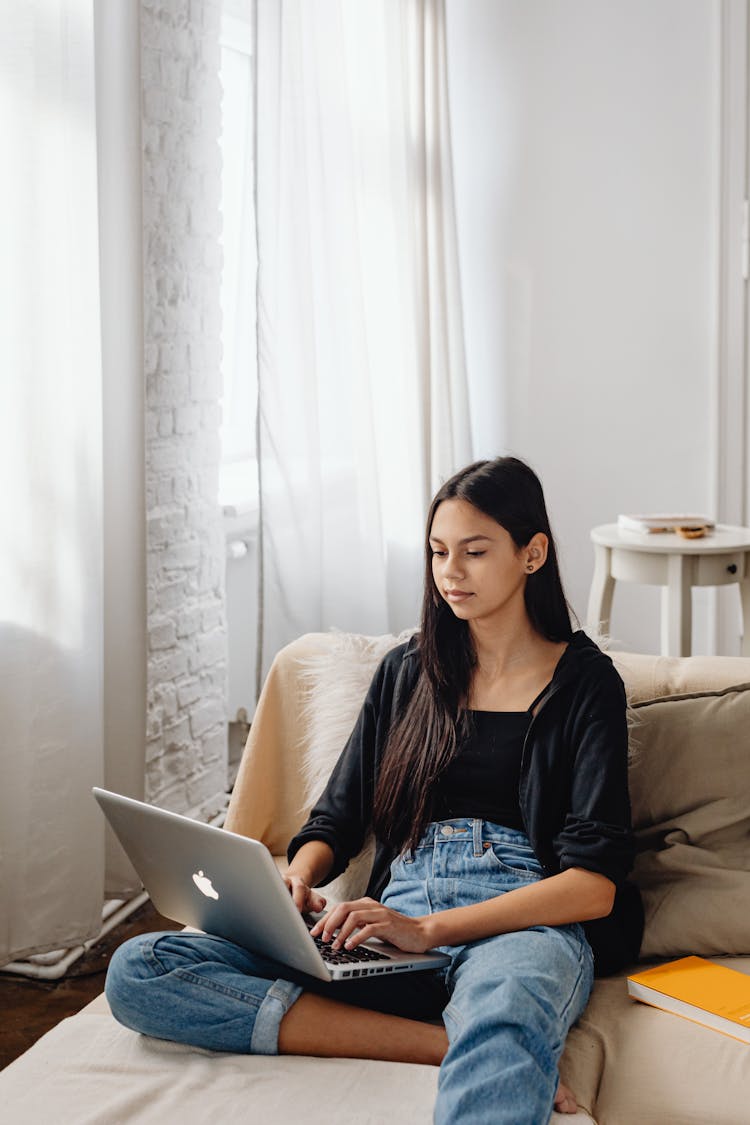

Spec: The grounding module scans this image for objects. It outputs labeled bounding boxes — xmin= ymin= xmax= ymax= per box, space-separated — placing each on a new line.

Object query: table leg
xmin=739 ymin=579 xmax=750 ymax=657
xmin=587 ymin=544 xmax=615 ymax=638
xmin=662 ymin=553 xmax=693 ymax=657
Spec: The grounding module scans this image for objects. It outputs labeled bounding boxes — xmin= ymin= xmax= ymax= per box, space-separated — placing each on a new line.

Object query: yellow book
xmin=627 ymin=956 xmax=750 ymax=1045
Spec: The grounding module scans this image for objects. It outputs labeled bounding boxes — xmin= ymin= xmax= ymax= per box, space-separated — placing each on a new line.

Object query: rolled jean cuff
xmin=250 ymin=977 xmax=304 ymax=1055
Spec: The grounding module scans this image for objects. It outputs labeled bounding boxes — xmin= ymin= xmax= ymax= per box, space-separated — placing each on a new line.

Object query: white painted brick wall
xmin=142 ymin=0 xmax=228 ymax=818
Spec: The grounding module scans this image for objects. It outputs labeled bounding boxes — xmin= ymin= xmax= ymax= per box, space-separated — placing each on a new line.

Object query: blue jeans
xmin=106 ymin=820 xmax=594 ymax=1125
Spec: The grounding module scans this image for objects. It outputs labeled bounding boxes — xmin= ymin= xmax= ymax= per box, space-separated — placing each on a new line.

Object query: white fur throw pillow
xmin=298 ymin=629 xmax=415 ymax=905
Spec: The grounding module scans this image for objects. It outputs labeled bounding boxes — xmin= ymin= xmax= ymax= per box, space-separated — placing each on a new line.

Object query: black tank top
xmin=432 ymin=685 xmax=548 ymax=830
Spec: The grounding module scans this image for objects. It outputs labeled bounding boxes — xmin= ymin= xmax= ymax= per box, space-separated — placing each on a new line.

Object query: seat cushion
xmin=560 ymin=956 xmax=750 ymax=1125
xmin=0 ymin=1004 xmax=595 ymax=1123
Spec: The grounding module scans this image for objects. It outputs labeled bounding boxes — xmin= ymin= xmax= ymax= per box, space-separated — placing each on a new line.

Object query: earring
xmin=526 ymin=563 xmax=534 ymax=573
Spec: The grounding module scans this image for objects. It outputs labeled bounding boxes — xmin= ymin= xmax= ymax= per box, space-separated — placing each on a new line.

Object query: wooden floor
xmin=0 ymin=900 xmax=181 ymax=1071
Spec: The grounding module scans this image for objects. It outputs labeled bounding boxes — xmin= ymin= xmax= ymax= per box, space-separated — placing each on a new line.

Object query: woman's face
xmin=429 ymin=498 xmax=539 ymax=626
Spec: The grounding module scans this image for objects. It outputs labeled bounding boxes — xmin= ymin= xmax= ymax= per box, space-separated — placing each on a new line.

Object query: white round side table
xmin=586 ymin=523 xmax=750 ymax=656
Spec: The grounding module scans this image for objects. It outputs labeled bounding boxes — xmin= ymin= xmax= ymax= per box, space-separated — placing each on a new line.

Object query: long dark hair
xmin=372 ymin=456 xmax=573 ymax=853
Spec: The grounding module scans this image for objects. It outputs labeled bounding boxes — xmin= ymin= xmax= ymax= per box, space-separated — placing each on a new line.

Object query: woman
xmin=107 ymin=457 xmax=643 ymax=1124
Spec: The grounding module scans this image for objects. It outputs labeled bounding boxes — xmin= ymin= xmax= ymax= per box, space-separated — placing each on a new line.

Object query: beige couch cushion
xmin=560 ymin=956 xmax=750 ymax=1125
xmin=610 ymin=649 xmax=750 ymax=704
xmin=0 ymin=1014 xmax=442 ymax=1124
xmin=224 ymin=633 xmax=329 ymax=853
xmin=627 ymin=684 xmax=750 ymax=959
xmin=0 ymin=1002 xmax=594 ymax=1124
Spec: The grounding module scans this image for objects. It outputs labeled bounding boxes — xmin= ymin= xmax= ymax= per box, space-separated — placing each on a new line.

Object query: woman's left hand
xmin=309 ymin=898 xmax=433 ymax=954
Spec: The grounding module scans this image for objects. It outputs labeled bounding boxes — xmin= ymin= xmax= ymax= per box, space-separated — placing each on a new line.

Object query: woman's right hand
xmin=284 ymin=873 xmax=327 ymax=915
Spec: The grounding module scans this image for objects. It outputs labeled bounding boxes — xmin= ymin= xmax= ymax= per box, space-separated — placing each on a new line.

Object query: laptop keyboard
xmin=307 ymin=927 xmax=391 ymax=966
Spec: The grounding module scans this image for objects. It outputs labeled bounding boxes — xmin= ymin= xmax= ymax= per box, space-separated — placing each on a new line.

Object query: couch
xmin=2 ymin=630 xmax=750 ymax=1124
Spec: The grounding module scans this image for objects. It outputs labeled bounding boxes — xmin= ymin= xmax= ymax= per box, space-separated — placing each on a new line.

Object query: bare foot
xmin=554 ymin=1080 xmax=578 ymax=1115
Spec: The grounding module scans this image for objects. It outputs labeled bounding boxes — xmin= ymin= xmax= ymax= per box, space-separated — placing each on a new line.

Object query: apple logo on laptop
xmin=192 ymin=870 xmax=219 ymax=900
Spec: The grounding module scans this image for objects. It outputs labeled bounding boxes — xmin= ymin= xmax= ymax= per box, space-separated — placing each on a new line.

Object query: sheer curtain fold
xmin=255 ymin=0 xmax=471 ymax=677
xmin=404 ymin=0 xmax=472 ymax=492
xmin=0 ymin=0 xmax=105 ymax=963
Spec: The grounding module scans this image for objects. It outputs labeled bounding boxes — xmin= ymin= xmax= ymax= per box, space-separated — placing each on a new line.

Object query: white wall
xmin=141 ymin=0 xmax=228 ymax=814
xmin=446 ymin=0 xmax=726 ymax=653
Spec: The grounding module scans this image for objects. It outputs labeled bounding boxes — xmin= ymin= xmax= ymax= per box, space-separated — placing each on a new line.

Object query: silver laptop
xmin=93 ymin=788 xmax=449 ymax=982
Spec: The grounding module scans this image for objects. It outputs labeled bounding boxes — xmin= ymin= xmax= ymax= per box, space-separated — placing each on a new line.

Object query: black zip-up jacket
xmin=288 ymin=630 xmax=644 ymax=975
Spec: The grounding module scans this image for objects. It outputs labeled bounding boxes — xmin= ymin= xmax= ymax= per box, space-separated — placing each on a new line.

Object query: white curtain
xmin=255 ymin=0 xmax=472 ymax=678
xmin=0 ymin=0 xmax=105 ymax=963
